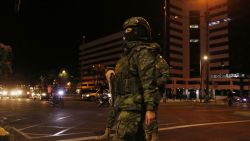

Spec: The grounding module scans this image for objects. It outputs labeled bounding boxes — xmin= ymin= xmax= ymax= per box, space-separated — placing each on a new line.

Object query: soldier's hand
xmin=145 ymin=111 xmax=156 ymax=125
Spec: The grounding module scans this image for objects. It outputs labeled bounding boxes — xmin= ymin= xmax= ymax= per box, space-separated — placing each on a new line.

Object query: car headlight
xmin=11 ymin=91 xmax=17 ymax=96
xmin=86 ymin=94 xmax=90 ymax=97
xmin=42 ymin=93 xmax=46 ymax=96
xmin=17 ymin=90 xmax=23 ymax=95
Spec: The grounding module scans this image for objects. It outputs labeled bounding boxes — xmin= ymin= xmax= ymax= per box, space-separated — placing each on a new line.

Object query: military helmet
xmin=123 ymin=17 xmax=151 ymax=32
xmin=123 ymin=17 xmax=151 ymax=40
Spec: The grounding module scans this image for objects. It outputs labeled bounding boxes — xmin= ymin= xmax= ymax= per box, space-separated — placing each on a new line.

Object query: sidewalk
xmin=160 ymin=98 xmax=226 ymax=105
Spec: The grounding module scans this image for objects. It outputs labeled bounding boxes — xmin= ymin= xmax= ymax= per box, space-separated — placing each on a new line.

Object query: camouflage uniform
xmin=97 ymin=17 xmax=169 ymax=141
xmin=111 ymin=40 xmax=162 ymax=141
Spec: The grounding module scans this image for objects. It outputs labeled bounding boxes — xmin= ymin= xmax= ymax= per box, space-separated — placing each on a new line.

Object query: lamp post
xmin=200 ymin=55 xmax=208 ymax=102
xmin=204 ymin=56 xmax=210 ymax=102
xmin=205 ymin=0 xmax=210 ymax=102
xmin=163 ymin=0 xmax=168 ymax=59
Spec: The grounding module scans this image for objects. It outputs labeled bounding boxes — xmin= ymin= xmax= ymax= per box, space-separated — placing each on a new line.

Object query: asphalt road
xmin=1 ymin=97 xmax=250 ymax=141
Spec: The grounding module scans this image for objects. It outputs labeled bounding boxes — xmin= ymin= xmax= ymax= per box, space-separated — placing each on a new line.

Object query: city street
xmin=1 ymin=97 xmax=250 ymax=141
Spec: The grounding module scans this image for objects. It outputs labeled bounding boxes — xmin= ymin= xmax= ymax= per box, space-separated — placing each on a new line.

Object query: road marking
xmin=10 ymin=118 xmax=26 ymax=123
xmin=40 ymin=125 xmax=66 ymax=129
xmin=57 ymin=119 xmax=250 ymax=141
xmin=12 ymin=127 xmax=32 ymax=139
xmin=23 ymin=131 xmax=93 ymax=139
xmin=19 ymin=123 xmax=42 ymax=130
xmin=53 ymin=126 xmax=76 ymax=136
xmin=53 ymin=122 xmax=85 ymax=136
xmin=56 ymin=116 xmax=71 ymax=121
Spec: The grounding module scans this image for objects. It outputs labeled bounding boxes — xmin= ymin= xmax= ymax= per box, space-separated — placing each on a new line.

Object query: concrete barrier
xmin=0 ymin=127 xmax=10 ymax=141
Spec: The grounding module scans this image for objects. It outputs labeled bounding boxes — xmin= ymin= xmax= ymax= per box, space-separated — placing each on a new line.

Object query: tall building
xmin=79 ymin=33 xmax=123 ymax=89
xmin=79 ymin=0 xmax=249 ymax=97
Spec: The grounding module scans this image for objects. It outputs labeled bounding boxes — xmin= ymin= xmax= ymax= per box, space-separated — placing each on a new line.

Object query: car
xmin=41 ymin=92 xmax=50 ymax=101
xmin=80 ymin=89 xmax=109 ymax=102
xmin=80 ymin=89 xmax=99 ymax=101
xmin=235 ymin=96 xmax=250 ymax=103
xmin=31 ymin=90 xmax=41 ymax=100
xmin=0 ymin=88 xmax=8 ymax=98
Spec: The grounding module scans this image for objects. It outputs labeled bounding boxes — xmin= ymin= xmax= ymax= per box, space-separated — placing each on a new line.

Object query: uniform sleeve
xmin=134 ymin=48 xmax=160 ymax=111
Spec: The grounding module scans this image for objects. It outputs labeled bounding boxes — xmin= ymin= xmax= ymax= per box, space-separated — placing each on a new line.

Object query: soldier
xmin=96 ymin=17 xmax=169 ymax=141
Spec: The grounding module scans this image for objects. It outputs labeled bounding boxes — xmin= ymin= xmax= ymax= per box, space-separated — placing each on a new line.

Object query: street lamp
xmin=204 ymin=0 xmax=210 ymax=103
xmin=162 ymin=0 xmax=168 ymax=59
xmin=200 ymin=55 xmax=209 ymax=102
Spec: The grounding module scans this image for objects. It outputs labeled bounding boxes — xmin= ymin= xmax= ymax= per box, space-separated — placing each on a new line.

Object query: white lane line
xmin=12 ymin=127 xmax=32 ymax=139
xmin=19 ymin=123 xmax=43 ymax=130
xmin=40 ymin=125 xmax=66 ymax=129
xmin=56 ymin=116 xmax=71 ymax=121
xmin=26 ymin=133 xmax=51 ymax=136
xmin=53 ymin=127 xmax=74 ymax=136
xmin=29 ymin=131 xmax=93 ymax=139
xmin=57 ymin=119 xmax=250 ymax=141
xmin=159 ymin=119 xmax=250 ymax=131
xmin=10 ymin=118 xmax=26 ymax=123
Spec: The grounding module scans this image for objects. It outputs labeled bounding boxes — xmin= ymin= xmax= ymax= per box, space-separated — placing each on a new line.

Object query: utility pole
xmin=162 ymin=0 xmax=169 ymax=59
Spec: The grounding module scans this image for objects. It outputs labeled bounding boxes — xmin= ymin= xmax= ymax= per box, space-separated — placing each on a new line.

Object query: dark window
xmin=210 ymin=66 xmax=229 ymax=70
xmin=170 ymin=26 xmax=183 ymax=33
xmin=170 ymin=20 xmax=183 ymax=26
xmin=170 ymin=50 xmax=183 ymax=55
xmin=210 ymin=26 xmax=228 ymax=33
xmin=188 ymin=81 xmax=200 ymax=84
xmin=210 ymin=34 xmax=228 ymax=40
xmin=216 ymin=81 xmax=230 ymax=85
xmin=170 ymin=42 xmax=182 ymax=48
xmin=171 ymin=35 xmax=182 ymax=41
xmin=209 ymin=11 xmax=228 ymax=18
xmin=172 ymin=66 xmax=183 ymax=70
xmin=170 ymin=74 xmax=183 ymax=78
xmin=209 ymin=3 xmax=228 ymax=11
xmin=210 ymin=42 xmax=228 ymax=48
xmin=177 ymin=80 xmax=185 ymax=84
xmin=210 ymin=50 xmax=229 ymax=55
xmin=170 ymin=58 xmax=182 ymax=63
xmin=210 ymin=58 xmax=229 ymax=63
xmin=170 ymin=4 xmax=183 ymax=11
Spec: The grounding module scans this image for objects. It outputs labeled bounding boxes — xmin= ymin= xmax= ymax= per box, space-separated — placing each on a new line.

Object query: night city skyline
xmin=1 ymin=0 xmax=250 ymax=84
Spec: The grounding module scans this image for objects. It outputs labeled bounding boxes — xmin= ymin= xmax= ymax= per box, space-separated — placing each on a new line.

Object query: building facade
xmin=79 ymin=0 xmax=249 ymax=97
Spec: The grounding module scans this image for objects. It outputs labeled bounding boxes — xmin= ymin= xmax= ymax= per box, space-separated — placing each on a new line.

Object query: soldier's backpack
xmin=155 ymin=54 xmax=170 ymax=86
xmin=128 ymin=42 xmax=170 ymax=87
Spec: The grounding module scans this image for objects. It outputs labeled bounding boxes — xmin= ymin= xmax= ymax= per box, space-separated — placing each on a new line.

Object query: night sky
xmin=1 ymin=0 xmax=250 ymax=84
xmin=0 ymin=0 xmax=162 ymax=84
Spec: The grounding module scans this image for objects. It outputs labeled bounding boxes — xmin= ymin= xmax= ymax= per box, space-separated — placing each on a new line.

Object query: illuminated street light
xmin=203 ymin=55 xmax=208 ymax=60
xmin=200 ymin=55 xmax=209 ymax=102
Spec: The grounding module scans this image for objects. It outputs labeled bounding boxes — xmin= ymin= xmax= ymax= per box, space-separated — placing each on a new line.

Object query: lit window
xmin=190 ymin=39 xmax=199 ymax=43
xmin=190 ymin=25 xmax=199 ymax=28
xmin=209 ymin=17 xmax=232 ymax=26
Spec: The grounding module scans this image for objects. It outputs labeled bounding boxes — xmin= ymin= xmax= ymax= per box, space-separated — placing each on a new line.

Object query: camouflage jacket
xmin=112 ymin=41 xmax=163 ymax=112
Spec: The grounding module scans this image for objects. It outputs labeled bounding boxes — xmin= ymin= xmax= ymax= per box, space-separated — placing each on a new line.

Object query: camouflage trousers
xmin=112 ymin=111 xmax=146 ymax=141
